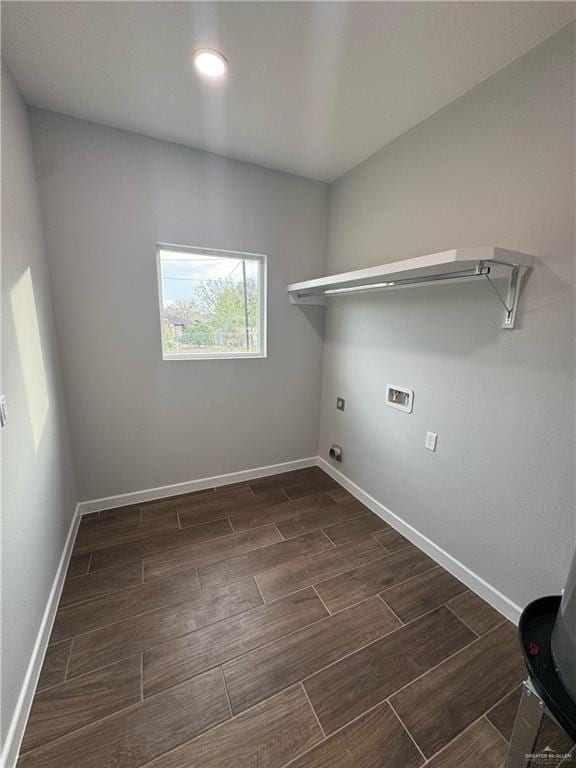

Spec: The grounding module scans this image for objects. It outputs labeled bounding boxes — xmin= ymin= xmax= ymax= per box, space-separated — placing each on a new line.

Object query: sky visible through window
xmin=158 ymin=249 xmax=263 ymax=357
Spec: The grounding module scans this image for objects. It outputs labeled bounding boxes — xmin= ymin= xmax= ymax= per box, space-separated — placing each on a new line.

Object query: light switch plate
xmin=425 ymin=431 xmax=438 ymax=452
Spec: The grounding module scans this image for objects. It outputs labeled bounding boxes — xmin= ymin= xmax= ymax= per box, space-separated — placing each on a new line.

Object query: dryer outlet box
xmin=386 ymin=384 xmax=414 ymax=413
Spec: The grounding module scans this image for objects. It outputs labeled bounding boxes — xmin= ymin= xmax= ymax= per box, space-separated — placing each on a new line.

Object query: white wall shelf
xmin=287 ymin=246 xmax=534 ymax=329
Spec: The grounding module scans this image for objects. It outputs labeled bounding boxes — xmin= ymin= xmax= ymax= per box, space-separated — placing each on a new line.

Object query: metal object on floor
xmin=505 ymin=679 xmax=576 ymax=768
xmin=505 ymin=577 xmax=576 ymax=767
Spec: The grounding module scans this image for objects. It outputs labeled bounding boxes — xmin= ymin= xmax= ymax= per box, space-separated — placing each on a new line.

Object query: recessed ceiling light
xmin=192 ymin=49 xmax=228 ymax=80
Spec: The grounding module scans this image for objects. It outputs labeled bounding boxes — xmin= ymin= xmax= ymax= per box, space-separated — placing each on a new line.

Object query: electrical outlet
xmin=0 ymin=395 xmax=8 ymax=427
xmin=425 ymin=431 xmax=438 ymax=452
xmin=336 ymin=397 xmax=345 ymax=411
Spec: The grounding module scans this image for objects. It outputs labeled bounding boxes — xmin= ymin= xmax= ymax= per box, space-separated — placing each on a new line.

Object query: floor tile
xmin=98 ymin=504 xmax=141 ymax=521
xmin=142 ymin=685 xmax=322 ymax=768
xmin=447 ymin=590 xmax=504 ymax=635
xmin=142 ymin=485 xmax=251 ymax=516
xmin=372 ymin=526 xmax=413 ymax=552
xmin=179 ymin=490 xmax=286 ymax=529
xmin=322 ymin=514 xmax=390 ymax=546
xmin=67 ymin=577 xmax=262 ymax=678
xmin=74 ymin=510 xmax=178 ymax=554
xmin=380 ymin=566 xmax=468 ymax=623
xmin=287 ymin=700 xmax=424 ymax=768
xmin=229 ymin=493 xmax=336 ymax=533
xmin=255 ymin=538 xmax=386 ymax=602
xmin=327 ymin=487 xmax=355 ymax=503
xmin=143 ymin=525 xmax=282 ymax=581
xmin=316 ymin=546 xmax=436 ymax=613
xmin=248 ymin=467 xmax=329 ymax=496
xmin=21 ymin=656 xmax=141 ymax=753
xmin=66 ymin=553 xmax=91 ymax=578
xmin=51 ymin=568 xmax=200 ymax=642
xmin=390 ymin=622 xmax=525 ymax=757
xmin=90 ymin=517 xmax=234 ymax=571
xmin=277 ymin=499 xmax=369 ymax=539
xmin=198 ymin=530 xmax=334 ymax=589
xmin=423 ymin=718 xmax=507 ymax=768
xmin=60 ymin=560 xmax=142 ymax=607
xmin=304 ymin=606 xmax=474 ymax=734
xmin=223 ymin=596 xmax=400 ymax=714
xmin=35 ymin=641 xmax=71 ymax=693
xmin=144 ymin=586 xmax=328 ymax=696
xmin=283 ymin=477 xmax=340 ymax=500
xmin=17 ymin=668 xmax=229 ymax=768
xmin=486 ymin=685 xmax=575 ymax=754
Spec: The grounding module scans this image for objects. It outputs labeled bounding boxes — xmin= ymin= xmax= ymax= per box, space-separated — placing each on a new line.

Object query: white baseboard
xmin=317 ymin=457 xmax=522 ymax=625
xmin=77 ymin=457 xmax=318 ymax=516
xmin=1 ymin=503 xmax=82 ymax=768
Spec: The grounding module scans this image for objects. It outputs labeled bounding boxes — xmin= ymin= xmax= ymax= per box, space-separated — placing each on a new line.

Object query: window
xmin=156 ymin=244 xmax=266 ymax=360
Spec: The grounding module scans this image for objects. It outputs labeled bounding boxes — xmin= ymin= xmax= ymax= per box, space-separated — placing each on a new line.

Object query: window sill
xmin=162 ymin=352 xmax=267 ymax=361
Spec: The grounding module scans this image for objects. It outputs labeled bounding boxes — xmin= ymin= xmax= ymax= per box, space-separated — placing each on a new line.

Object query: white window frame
xmin=156 ymin=243 xmax=267 ymax=361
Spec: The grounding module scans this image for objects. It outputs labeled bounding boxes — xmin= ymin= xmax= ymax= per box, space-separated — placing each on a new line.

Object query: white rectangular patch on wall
xmin=386 ymin=384 xmax=414 ymax=413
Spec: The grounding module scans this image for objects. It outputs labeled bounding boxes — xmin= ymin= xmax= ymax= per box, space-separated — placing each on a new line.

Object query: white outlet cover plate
xmin=425 ymin=431 xmax=438 ymax=451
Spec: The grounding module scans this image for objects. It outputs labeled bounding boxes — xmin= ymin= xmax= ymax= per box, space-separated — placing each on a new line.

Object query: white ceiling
xmin=3 ymin=2 xmax=575 ymax=181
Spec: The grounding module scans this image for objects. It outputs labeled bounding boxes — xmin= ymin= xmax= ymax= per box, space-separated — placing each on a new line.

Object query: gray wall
xmin=29 ymin=110 xmax=328 ymax=501
xmin=1 ymin=64 xmax=77 ymax=751
xmin=319 ymin=24 xmax=575 ymax=609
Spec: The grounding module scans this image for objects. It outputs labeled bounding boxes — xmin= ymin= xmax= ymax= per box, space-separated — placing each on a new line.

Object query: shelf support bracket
xmin=483 ymin=264 xmax=524 ymax=329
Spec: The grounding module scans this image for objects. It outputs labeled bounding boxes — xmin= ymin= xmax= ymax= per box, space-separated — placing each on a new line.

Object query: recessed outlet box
xmin=386 ymin=384 xmax=413 ymax=413
xmin=336 ymin=397 xmax=345 ymax=411
xmin=329 ymin=444 xmax=343 ymax=462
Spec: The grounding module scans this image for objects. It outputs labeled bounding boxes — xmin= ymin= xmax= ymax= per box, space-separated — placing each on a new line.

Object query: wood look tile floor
xmin=20 ymin=466 xmax=570 ymax=768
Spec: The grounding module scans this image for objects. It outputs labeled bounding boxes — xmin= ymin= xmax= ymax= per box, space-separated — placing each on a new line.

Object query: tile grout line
xmin=278 ymin=694 xmax=422 ymax=768
xmin=387 ymin=698 xmax=428 ymax=763
xmin=62 ymin=637 xmax=74 ymax=684
xmin=140 ymin=653 xmax=144 ymax=702
xmin=88 ymin=517 xmax=320 ymax=575
xmin=382 ymin=628 xmax=499 ymax=705
xmin=280 ymin=673 xmax=521 ymax=768
xmin=240 ymin=540 xmax=393 ymax=601
xmin=311 ymin=585 xmax=332 ymax=616
xmin=56 ymin=561 xmax=151 ymax=611
xmin=377 ymin=594 xmax=405 ymax=626
xmin=279 ymin=509 xmax=374 ymax=543
xmin=444 ymin=602 xmax=482 ymax=637
xmin=299 ymin=682 xmax=327 ymax=739
xmin=298 ymin=601 xmax=481 ymax=691
xmin=419 ymin=692 xmax=520 ymax=765
xmin=64 ymin=563 xmax=457 ymax=683
xmin=273 ymin=522 xmax=286 ymax=540
xmin=217 ymin=596 xmax=480 ymax=719
xmin=56 ymin=542 xmax=481 ymax=686
xmin=54 ymin=566 xmax=204 ymax=627
xmin=219 ymin=666 xmax=234 ymax=719
xmin=482 ymin=715 xmax=512 ymax=747
xmin=252 ymin=575 xmax=266 ymax=605
xmin=63 ymin=587 xmax=271 ymax=680
xmin=85 ymin=485 xmax=366 ymax=571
